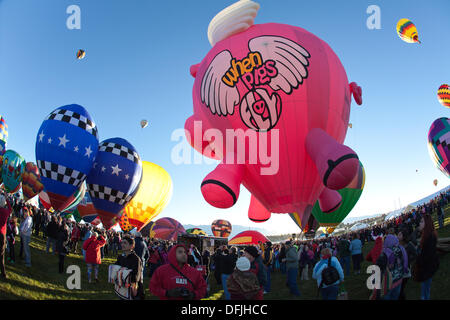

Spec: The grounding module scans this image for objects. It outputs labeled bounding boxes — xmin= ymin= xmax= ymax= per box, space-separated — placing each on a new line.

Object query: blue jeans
xmin=221 ymin=273 xmax=231 ymax=300
xmin=438 ymin=214 xmax=444 ymax=228
xmin=421 ymin=278 xmax=432 ymax=300
xmin=321 ymin=284 xmax=339 ymax=300
xmin=46 ymin=237 xmax=56 ymax=254
xmin=281 ymin=261 xmax=286 ymax=274
xmin=22 ymin=235 xmax=31 ymax=266
xmin=287 ymin=268 xmax=300 ymax=296
xmin=339 ymin=256 xmax=350 ymax=276
xmin=264 ymin=265 xmax=271 ymax=292
xmin=383 ymin=284 xmax=402 ymax=300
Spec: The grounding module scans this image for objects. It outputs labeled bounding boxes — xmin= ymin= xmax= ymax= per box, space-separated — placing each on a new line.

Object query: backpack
xmin=388 ymin=246 xmax=405 ymax=283
xmin=321 ymin=257 xmax=340 ymax=286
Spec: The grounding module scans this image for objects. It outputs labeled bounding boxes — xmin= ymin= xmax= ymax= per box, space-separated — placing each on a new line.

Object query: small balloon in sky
xmin=437 ymin=84 xmax=450 ymax=108
xmin=76 ymin=49 xmax=86 ymax=60
xmin=396 ymin=19 xmax=420 ymax=44
xmin=140 ymin=120 xmax=148 ymax=128
xmin=434 ymin=179 xmax=438 ymax=186
xmin=348 ymin=123 xmax=352 ymax=129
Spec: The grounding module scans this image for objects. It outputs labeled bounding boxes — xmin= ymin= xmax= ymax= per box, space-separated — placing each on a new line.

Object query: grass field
xmin=1 ymin=215 xmax=449 ymax=300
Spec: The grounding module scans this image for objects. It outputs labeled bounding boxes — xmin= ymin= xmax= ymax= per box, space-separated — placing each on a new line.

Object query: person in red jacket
xmin=83 ymin=231 xmax=106 ymax=283
xmin=366 ymin=236 xmax=383 ymax=264
xmin=70 ymin=223 xmax=81 ymax=253
xmin=0 ymin=194 xmax=12 ymax=279
xmin=149 ymin=244 xmax=207 ymax=300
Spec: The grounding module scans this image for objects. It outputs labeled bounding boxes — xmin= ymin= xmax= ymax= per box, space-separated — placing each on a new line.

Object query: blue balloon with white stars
xmin=35 ymin=104 xmax=99 ymax=211
xmin=86 ymin=137 xmax=142 ymax=219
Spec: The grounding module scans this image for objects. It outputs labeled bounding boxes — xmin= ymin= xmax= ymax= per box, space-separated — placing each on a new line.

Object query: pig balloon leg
xmin=306 ymin=128 xmax=359 ymax=190
xmin=248 ymin=195 xmax=271 ymax=223
xmin=318 ymin=187 xmax=342 ymax=213
xmin=201 ymin=153 xmax=245 ymax=209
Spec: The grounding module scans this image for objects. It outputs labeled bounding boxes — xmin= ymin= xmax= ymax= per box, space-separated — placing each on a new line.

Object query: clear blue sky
xmin=1 ymin=0 xmax=449 ymax=235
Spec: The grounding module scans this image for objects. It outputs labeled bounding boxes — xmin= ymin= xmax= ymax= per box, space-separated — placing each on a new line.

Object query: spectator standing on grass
xmin=6 ymin=216 xmax=18 ymax=264
xmin=0 ymin=194 xmax=12 ymax=279
xmin=337 ymin=236 xmax=351 ymax=276
xmin=219 ymin=248 xmax=235 ymax=300
xmin=83 ymin=230 xmax=106 ymax=283
xmin=414 ymin=214 xmax=439 ymax=300
xmin=133 ymin=232 xmax=149 ymax=271
xmin=19 ymin=207 xmax=33 ymax=267
xmin=243 ymin=246 xmax=267 ymax=297
xmin=365 ymin=236 xmax=383 ymax=264
xmin=262 ymin=241 xmax=273 ymax=294
xmin=313 ymin=247 xmax=344 ymax=300
xmin=398 ymin=226 xmax=417 ymax=300
xmin=46 ymin=216 xmax=59 ymax=254
xmin=349 ymin=234 xmax=362 ymax=274
xmin=284 ymin=241 xmax=301 ymax=297
xmin=56 ymin=222 xmax=70 ymax=274
xmin=278 ymin=243 xmax=286 ymax=274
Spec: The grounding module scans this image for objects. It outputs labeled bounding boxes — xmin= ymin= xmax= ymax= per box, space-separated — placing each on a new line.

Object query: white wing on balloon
xmin=201 ymin=50 xmax=240 ymax=116
xmin=248 ymin=36 xmax=310 ymax=94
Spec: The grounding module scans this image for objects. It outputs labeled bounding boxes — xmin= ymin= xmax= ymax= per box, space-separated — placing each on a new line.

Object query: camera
xmin=179 ymin=287 xmax=191 ymax=298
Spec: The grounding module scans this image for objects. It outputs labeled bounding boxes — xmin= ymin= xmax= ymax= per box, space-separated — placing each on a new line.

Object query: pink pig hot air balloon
xmin=184 ymin=0 xmax=363 ymax=229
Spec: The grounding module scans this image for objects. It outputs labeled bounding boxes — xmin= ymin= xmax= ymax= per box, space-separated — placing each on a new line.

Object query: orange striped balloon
xmin=438 ymin=84 xmax=450 ymax=108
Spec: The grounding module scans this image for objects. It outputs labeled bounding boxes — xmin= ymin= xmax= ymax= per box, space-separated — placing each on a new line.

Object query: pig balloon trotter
xmin=185 ymin=0 xmax=363 ymax=228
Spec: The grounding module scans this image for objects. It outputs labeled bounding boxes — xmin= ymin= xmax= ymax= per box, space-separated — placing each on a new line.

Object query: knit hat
xmin=244 ymin=246 xmax=259 ymax=258
xmin=236 ymin=257 xmax=251 ymax=271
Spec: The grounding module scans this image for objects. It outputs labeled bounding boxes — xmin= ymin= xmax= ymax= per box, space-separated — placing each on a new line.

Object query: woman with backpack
xmin=312 ymin=247 xmax=344 ymax=300
xmin=375 ymin=234 xmax=408 ymax=300
xmin=398 ymin=226 xmax=417 ymax=300
xmin=413 ymin=214 xmax=439 ymax=300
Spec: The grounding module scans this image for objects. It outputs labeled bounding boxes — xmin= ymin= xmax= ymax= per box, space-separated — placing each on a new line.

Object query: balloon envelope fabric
xmin=86 ymin=137 xmax=143 ymax=224
xmin=22 ymin=162 xmax=44 ymax=202
xmin=122 ymin=161 xmax=172 ymax=231
xmin=2 ymin=150 xmax=26 ymax=194
xmin=311 ymin=161 xmax=365 ymax=228
xmin=211 ymin=219 xmax=232 ymax=238
xmin=150 ymin=217 xmax=186 ymax=241
xmin=186 ymin=228 xmax=207 ymax=236
xmin=0 ymin=115 xmax=8 ymax=154
xmin=77 ymin=192 xmax=98 ymax=223
xmin=35 ymin=104 xmax=99 ymax=211
xmin=228 ymin=230 xmax=269 ymax=245
xmin=428 ymin=117 xmax=450 ymax=178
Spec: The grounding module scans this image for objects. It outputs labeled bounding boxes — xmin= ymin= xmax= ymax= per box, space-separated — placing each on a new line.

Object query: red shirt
xmin=0 ymin=200 xmax=12 ymax=235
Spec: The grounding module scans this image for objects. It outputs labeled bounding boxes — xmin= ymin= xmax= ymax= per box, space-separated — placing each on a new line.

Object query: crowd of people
xmin=0 ymin=189 xmax=447 ymax=300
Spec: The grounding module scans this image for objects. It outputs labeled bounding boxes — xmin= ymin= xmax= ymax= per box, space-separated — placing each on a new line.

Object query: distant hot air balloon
xmin=121 ymin=161 xmax=172 ymax=231
xmin=348 ymin=123 xmax=352 ymax=129
xmin=310 ymin=161 xmax=366 ymax=230
xmin=428 ymin=117 xmax=450 ymax=177
xmin=22 ymin=162 xmax=44 ymax=202
xmin=0 ymin=155 xmax=3 ymax=185
xmin=211 ymin=219 xmax=232 ymax=238
xmin=140 ymin=120 xmax=148 ymax=129
xmin=76 ymin=49 xmax=85 ymax=60
xmin=150 ymin=217 xmax=186 ymax=241
xmin=434 ymin=179 xmax=438 ymax=186
xmin=437 ymin=84 xmax=450 ymax=108
xmin=2 ymin=150 xmax=25 ymax=194
xmin=326 ymin=227 xmax=335 ymax=234
xmin=35 ymin=104 xmax=99 ymax=211
xmin=396 ymin=19 xmax=420 ymax=44
xmin=86 ymin=137 xmax=143 ymax=230
xmin=0 ymin=115 xmax=8 ymax=155
xmin=228 ymin=230 xmax=269 ymax=245
xmin=186 ymin=228 xmax=207 ymax=236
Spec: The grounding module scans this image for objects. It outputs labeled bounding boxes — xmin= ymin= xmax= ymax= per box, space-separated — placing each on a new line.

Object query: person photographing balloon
xmin=149 ymin=244 xmax=206 ymax=300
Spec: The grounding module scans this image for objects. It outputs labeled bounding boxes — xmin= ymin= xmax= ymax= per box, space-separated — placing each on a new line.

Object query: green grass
xmin=1 ymin=217 xmax=449 ymax=300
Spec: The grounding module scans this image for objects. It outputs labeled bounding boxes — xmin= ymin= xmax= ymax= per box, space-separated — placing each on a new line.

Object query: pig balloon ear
xmin=190 ymin=63 xmax=200 ymax=78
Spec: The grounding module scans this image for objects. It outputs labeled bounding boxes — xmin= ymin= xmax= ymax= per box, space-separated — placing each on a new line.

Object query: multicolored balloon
xmin=438 ymin=84 xmax=450 ymax=108
xmin=149 ymin=217 xmax=186 ymax=241
xmin=434 ymin=179 xmax=438 ymax=186
xmin=289 ymin=211 xmax=319 ymax=232
xmin=77 ymin=192 xmax=98 ymax=223
xmin=121 ymin=161 xmax=172 ymax=231
xmin=428 ymin=117 xmax=450 ymax=178
xmin=310 ymin=161 xmax=365 ymax=229
xmin=2 ymin=150 xmax=25 ymax=194
xmin=62 ymin=182 xmax=86 ymax=213
xmin=119 ymin=210 xmax=134 ymax=232
xmin=22 ymin=162 xmax=44 ymax=202
xmin=211 ymin=219 xmax=232 ymax=238
xmin=38 ymin=190 xmax=52 ymax=210
xmin=396 ymin=18 xmax=421 ymax=44
xmin=76 ymin=49 xmax=85 ymax=60
xmin=86 ymin=137 xmax=142 ymax=229
xmin=140 ymin=120 xmax=148 ymax=129
xmin=229 ymin=230 xmax=269 ymax=245
xmin=186 ymin=228 xmax=207 ymax=236
xmin=0 ymin=115 xmax=8 ymax=155
xmin=140 ymin=221 xmax=155 ymax=238
xmin=35 ymin=104 xmax=99 ymax=211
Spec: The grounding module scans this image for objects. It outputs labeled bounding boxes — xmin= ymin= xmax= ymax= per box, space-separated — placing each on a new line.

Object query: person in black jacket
xmin=46 ymin=216 xmax=59 ymax=254
xmin=219 ymin=249 xmax=236 ymax=300
xmin=212 ymin=248 xmax=223 ymax=285
xmin=133 ymin=232 xmax=149 ymax=269
xmin=414 ymin=214 xmax=439 ymax=300
xmin=115 ymin=236 xmax=144 ymax=300
xmin=56 ymin=222 xmax=70 ymax=273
